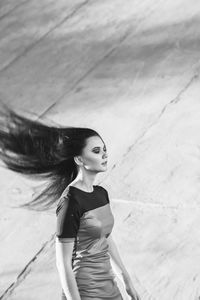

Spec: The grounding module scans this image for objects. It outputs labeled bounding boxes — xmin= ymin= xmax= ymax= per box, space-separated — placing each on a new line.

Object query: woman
xmin=0 ymin=106 xmax=140 ymax=300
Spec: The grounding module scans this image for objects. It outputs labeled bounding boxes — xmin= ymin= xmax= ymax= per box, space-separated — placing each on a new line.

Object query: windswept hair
xmin=0 ymin=104 xmax=100 ymax=210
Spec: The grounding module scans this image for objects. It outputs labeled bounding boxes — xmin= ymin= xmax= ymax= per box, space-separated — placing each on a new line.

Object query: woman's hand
xmin=122 ymin=272 xmax=141 ymax=300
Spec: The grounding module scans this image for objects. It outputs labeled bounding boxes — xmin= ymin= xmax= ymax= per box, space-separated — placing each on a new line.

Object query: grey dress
xmin=56 ymin=185 xmax=123 ymax=300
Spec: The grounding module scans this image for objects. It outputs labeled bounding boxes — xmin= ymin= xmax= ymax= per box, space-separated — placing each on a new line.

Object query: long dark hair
xmin=0 ymin=105 xmax=100 ymax=210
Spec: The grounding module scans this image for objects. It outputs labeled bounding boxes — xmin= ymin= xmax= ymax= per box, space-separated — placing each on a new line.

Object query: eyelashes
xmin=93 ymin=149 xmax=107 ymax=154
xmin=92 ymin=145 xmax=107 ymax=153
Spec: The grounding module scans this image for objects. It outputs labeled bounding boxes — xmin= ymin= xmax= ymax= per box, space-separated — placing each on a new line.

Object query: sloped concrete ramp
xmin=0 ymin=0 xmax=200 ymax=299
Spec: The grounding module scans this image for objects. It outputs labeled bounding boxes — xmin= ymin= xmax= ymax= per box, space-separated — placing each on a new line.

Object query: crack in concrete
xmin=112 ymin=198 xmax=200 ymax=210
xmin=0 ymin=0 xmax=91 ymax=73
xmin=38 ymin=1 xmax=164 ymax=118
xmin=38 ymin=26 xmax=134 ymax=118
xmin=0 ymin=1 xmax=28 ymax=22
xmin=104 ymin=69 xmax=200 ymax=179
xmin=0 ymin=234 xmax=56 ymax=300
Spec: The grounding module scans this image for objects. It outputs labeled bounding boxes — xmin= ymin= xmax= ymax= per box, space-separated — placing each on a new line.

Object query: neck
xmin=73 ymin=168 xmax=96 ymax=190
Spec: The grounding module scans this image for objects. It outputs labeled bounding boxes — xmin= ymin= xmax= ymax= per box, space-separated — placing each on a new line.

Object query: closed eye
xmin=92 ymin=147 xmax=107 ymax=153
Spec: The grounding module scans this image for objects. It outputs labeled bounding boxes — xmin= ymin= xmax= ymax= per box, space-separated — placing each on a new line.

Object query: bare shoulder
xmin=68 ymin=183 xmax=79 ymax=188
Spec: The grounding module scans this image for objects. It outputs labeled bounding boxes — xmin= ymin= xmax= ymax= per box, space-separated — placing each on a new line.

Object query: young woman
xmin=0 ymin=106 xmax=140 ymax=300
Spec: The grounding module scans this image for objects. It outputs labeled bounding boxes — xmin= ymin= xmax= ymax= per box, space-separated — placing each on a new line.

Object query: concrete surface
xmin=0 ymin=0 xmax=200 ymax=299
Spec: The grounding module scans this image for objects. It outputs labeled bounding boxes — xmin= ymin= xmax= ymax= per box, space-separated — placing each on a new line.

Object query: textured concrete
xmin=0 ymin=0 xmax=200 ymax=299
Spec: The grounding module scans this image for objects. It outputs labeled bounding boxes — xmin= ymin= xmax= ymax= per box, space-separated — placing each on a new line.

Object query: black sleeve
xmin=56 ymin=195 xmax=81 ymax=240
xmin=99 ymin=186 xmax=110 ymax=203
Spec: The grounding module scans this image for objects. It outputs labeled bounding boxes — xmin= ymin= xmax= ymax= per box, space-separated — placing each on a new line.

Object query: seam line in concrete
xmin=112 ymin=199 xmax=200 ymax=210
xmin=105 ymin=69 xmax=200 ymax=177
xmin=38 ymin=1 xmax=164 ymax=118
xmin=0 ymin=234 xmax=56 ymax=300
xmin=38 ymin=27 xmax=133 ymax=118
xmin=0 ymin=0 xmax=91 ymax=73
xmin=0 ymin=1 xmax=28 ymax=22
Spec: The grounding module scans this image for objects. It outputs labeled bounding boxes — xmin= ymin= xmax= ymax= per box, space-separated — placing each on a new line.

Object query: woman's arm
xmin=56 ymin=238 xmax=81 ymax=300
xmin=107 ymin=234 xmax=141 ymax=300
xmin=107 ymin=234 xmax=130 ymax=279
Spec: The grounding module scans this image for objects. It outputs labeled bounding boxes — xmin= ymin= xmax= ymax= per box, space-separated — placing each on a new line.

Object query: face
xmin=78 ymin=135 xmax=108 ymax=173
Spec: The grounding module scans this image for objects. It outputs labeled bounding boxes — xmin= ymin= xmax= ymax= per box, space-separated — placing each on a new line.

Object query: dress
xmin=56 ymin=184 xmax=123 ymax=300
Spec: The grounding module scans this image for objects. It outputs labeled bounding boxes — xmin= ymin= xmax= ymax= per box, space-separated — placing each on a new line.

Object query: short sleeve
xmin=98 ymin=186 xmax=110 ymax=203
xmin=56 ymin=195 xmax=81 ymax=241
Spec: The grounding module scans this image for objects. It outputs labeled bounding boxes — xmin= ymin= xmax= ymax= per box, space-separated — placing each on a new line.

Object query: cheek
xmin=85 ymin=154 xmax=101 ymax=165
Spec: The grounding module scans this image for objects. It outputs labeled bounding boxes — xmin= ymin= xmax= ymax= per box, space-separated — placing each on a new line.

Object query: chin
xmin=94 ymin=167 xmax=106 ymax=173
xmin=99 ymin=169 xmax=107 ymax=173
xmin=101 ymin=165 xmax=108 ymax=171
